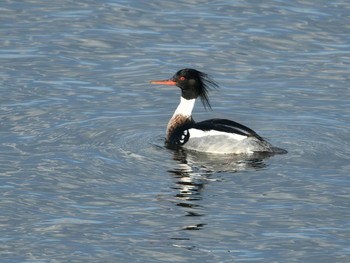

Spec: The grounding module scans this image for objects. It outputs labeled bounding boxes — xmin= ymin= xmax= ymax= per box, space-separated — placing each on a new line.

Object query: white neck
xmin=172 ymin=97 xmax=196 ymax=118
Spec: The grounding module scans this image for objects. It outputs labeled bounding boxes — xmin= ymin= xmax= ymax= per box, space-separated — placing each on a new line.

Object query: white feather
xmin=188 ymin=128 xmax=247 ymax=141
xmin=182 ymin=128 xmax=267 ymax=154
xmin=173 ymin=97 xmax=195 ymax=117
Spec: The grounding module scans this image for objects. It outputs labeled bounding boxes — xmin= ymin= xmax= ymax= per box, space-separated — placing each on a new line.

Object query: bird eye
xmin=180 ymin=76 xmax=185 ymax=81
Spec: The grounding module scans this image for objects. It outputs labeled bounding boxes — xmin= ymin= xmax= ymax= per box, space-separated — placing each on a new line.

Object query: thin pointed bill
xmin=150 ymin=79 xmax=177 ymax=85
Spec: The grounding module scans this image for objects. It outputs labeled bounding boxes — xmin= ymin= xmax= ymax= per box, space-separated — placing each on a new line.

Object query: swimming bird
xmin=151 ymin=68 xmax=286 ymax=154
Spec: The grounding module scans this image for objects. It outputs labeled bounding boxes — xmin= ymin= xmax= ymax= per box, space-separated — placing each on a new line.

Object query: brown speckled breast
xmin=166 ymin=114 xmax=193 ymax=141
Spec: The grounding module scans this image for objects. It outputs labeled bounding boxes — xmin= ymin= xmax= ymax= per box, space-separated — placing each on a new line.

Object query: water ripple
xmin=1 ymin=0 xmax=350 ymax=262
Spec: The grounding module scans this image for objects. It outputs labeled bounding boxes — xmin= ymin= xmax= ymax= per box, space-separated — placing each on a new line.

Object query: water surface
xmin=1 ymin=0 xmax=350 ymax=262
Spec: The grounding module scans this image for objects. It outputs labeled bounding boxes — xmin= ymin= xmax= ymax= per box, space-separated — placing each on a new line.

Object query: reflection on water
xmin=167 ymin=149 xmax=271 ymax=224
xmin=171 ymin=148 xmax=269 ymax=173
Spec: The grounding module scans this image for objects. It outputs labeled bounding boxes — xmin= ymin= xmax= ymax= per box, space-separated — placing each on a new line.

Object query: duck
xmin=151 ymin=68 xmax=286 ymax=154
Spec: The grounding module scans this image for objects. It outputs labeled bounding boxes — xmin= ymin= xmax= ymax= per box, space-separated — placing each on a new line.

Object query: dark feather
xmin=174 ymin=68 xmax=219 ymax=110
xmin=196 ymin=71 xmax=219 ymax=110
xmin=193 ymin=118 xmax=264 ymax=140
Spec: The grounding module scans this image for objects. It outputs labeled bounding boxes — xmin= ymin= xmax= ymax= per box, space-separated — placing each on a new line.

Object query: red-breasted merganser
xmin=151 ymin=68 xmax=287 ymax=154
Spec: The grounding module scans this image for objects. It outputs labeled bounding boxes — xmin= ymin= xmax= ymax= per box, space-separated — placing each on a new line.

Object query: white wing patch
xmin=184 ymin=128 xmax=254 ymax=154
xmin=188 ymin=128 xmax=247 ymax=141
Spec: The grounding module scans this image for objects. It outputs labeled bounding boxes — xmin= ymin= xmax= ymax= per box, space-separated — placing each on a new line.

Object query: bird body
xmin=151 ymin=68 xmax=286 ymax=155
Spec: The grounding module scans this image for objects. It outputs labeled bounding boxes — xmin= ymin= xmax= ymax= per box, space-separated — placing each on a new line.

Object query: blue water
xmin=1 ymin=0 xmax=350 ymax=262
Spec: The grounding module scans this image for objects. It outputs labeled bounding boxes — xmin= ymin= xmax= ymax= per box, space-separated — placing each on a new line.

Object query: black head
xmin=151 ymin=68 xmax=219 ymax=110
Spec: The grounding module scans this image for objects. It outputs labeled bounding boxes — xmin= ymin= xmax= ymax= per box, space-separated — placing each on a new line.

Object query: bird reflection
xmin=169 ymin=166 xmax=205 ymax=217
xmin=167 ymin=149 xmax=272 ymax=229
xmin=172 ymin=148 xmax=270 ymax=173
